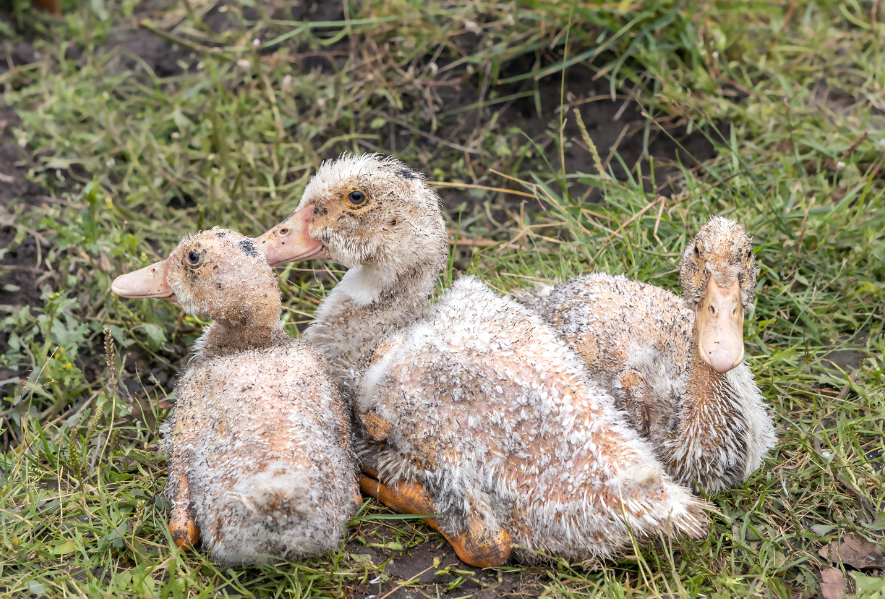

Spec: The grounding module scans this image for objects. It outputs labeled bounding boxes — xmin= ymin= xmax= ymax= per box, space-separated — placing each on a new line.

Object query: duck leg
xmin=359 ymin=470 xmax=511 ymax=568
xmin=168 ymin=469 xmax=200 ymax=550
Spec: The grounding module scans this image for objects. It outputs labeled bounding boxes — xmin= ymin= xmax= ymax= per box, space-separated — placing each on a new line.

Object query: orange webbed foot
xmin=169 ymin=471 xmax=200 ymax=550
xmin=359 ymin=472 xmax=511 ymax=568
xmin=169 ymin=510 xmax=199 ymax=550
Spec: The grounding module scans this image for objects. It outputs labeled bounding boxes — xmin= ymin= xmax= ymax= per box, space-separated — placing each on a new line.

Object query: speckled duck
xmin=256 ymin=154 xmax=711 ymax=567
xmin=111 ymin=229 xmax=360 ymax=565
xmin=520 ymin=217 xmax=777 ymax=494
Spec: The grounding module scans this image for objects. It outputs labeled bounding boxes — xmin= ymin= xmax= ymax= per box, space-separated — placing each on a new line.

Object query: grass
xmin=0 ymin=0 xmax=883 ymax=596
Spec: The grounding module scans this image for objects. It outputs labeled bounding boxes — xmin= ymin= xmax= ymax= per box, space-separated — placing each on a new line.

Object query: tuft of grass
xmin=0 ymin=0 xmax=882 ymax=596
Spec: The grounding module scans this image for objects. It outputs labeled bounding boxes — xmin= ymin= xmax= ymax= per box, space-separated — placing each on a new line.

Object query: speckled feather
xmin=521 ymin=217 xmax=777 ymax=493
xmin=159 ymin=229 xmax=358 ymax=564
xmin=296 ymin=155 xmax=711 ymax=562
xmin=359 ymin=277 xmax=709 ymax=561
xmin=301 ymin=154 xmax=448 ymax=392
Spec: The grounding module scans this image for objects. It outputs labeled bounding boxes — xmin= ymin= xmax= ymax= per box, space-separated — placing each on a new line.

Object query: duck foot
xmin=169 ymin=471 xmax=200 ymax=550
xmin=169 ymin=511 xmax=199 ymax=550
xmin=359 ymin=471 xmax=511 ymax=568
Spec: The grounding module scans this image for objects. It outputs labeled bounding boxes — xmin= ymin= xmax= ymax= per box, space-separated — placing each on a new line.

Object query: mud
xmin=0 ymin=29 xmax=55 ymax=381
xmin=0 ymin=92 xmax=50 ymax=318
xmin=346 ymin=533 xmax=544 ymax=598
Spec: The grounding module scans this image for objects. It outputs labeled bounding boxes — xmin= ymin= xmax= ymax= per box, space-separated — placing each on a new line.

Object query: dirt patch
xmin=0 ymin=33 xmax=52 ymax=367
xmin=429 ymin=58 xmax=717 ymax=212
xmin=0 ymin=40 xmax=41 ymax=72
xmin=519 ymin=70 xmax=716 ymax=194
xmin=821 ymin=331 xmax=868 ymax=374
xmin=0 ymin=105 xmax=50 ymax=313
xmin=0 ymin=235 xmax=45 ymax=308
xmin=0 ymin=107 xmax=44 ymax=209
xmin=346 ymin=535 xmax=544 ymax=598
xmin=102 ymin=28 xmax=197 ymax=79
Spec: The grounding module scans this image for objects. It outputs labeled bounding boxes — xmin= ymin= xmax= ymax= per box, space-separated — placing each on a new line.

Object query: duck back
xmin=358 ymin=276 xmax=709 ymax=561
xmin=165 ymin=338 xmax=358 ymax=564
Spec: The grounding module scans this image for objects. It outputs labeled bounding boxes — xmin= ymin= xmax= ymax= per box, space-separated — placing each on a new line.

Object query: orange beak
xmin=111 ymin=258 xmax=175 ymax=300
xmin=696 ymin=277 xmax=745 ymax=373
xmin=256 ymin=205 xmax=329 ymax=267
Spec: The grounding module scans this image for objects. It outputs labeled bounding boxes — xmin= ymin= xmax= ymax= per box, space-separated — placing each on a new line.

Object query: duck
xmin=519 ymin=216 xmax=777 ymax=494
xmin=111 ymin=228 xmax=360 ymax=565
xmin=256 ymin=154 xmax=711 ymax=567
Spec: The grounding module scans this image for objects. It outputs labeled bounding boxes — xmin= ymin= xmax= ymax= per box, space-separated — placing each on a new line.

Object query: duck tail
xmin=207 ymin=464 xmax=339 ymax=565
xmin=226 ymin=462 xmax=315 ymax=521
xmin=623 ymin=473 xmax=714 ymax=541
xmin=657 ymin=480 xmax=714 ymax=539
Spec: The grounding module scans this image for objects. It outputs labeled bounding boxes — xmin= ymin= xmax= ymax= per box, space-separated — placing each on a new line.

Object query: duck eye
xmin=746 ymin=249 xmax=752 ymax=259
xmin=693 ymin=246 xmax=701 ymax=258
xmin=348 ymin=191 xmax=366 ymax=206
xmin=187 ymin=250 xmax=202 ymax=266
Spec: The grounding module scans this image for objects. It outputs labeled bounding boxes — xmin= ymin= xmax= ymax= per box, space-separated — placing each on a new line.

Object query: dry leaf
xmin=819 ymin=534 xmax=885 ymax=570
xmin=98 ymin=250 xmax=112 ymax=274
xmin=821 ymin=566 xmax=848 ymax=599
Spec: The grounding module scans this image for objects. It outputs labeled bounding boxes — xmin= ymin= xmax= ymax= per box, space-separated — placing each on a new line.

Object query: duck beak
xmin=111 ymin=258 xmax=175 ymax=300
xmin=696 ymin=277 xmax=745 ymax=373
xmin=256 ymin=205 xmax=329 ymax=267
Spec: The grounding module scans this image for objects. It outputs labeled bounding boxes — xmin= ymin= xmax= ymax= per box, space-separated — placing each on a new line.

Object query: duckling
xmin=256 ymin=154 xmax=711 ymax=567
xmin=520 ymin=217 xmax=777 ymax=494
xmin=111 ymin=228 xmax=360 ymax=565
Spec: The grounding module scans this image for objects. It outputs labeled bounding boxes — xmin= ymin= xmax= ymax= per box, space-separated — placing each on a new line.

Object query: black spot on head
xmin=216 ymin=231 xmax=226 ymax=238
xmin=239 ymin=239 xmax=257 ymax=257
xmin=397 ymin=168 xmax=417 ymax=180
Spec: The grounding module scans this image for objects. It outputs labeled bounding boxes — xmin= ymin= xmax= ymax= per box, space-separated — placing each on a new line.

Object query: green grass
xmin=1 ymin=0 xmax=883 ymax=596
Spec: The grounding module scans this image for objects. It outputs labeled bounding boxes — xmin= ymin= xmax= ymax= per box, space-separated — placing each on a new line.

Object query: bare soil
xmin=345 ymin=534 xmax=545 ymax=597
xmin=0 ymin=44 xmax=52 ymax=379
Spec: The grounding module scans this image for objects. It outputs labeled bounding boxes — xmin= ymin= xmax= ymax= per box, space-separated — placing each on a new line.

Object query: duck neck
xmin=666 ymin=322 xmax=748 ymax=491
xmin=683 ymin=338 xmax=735 ymax=413
xmin=306 ymin=259 xmax=441 ymax=389
xmin=194 ymin=308 xmax=286 ymax=361
xmin=676 ymin=295 xmax=740 ymax=412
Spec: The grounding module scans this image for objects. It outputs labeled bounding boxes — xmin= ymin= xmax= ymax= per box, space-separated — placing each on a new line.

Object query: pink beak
xmin=256 ymin=205 xmax=329 ymax=267
xmin=111 ymin=258 xmax=175 ymax=300
xmin=697 ymin=277 xmax=745 ymax=373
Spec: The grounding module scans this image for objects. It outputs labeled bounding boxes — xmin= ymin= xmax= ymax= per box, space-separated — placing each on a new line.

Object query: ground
xmin=0 ymin=0 xmax=883 ymax=597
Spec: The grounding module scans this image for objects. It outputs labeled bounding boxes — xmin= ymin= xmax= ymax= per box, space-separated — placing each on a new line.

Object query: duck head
xmin=111 ymin=228 xmax=281 ymax=326
xmin=679 ymin=216 xmax=759 ymax=374
xmin=256 ymin=154 xmax=447 ymax=273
